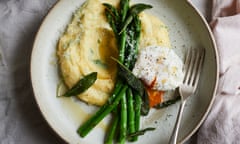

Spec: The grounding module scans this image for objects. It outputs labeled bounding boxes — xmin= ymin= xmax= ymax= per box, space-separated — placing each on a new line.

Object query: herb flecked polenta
xmin=57 ymin=0 xmax=171 ymax=106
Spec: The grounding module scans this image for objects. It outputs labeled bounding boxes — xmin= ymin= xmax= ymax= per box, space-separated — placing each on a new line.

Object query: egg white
xmin=132 ymin=46 xmax=184 ymax=91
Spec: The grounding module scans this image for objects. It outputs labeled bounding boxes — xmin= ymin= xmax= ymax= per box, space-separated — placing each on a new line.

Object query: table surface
xmin=0 ymin=0 xmax=211 ymax=144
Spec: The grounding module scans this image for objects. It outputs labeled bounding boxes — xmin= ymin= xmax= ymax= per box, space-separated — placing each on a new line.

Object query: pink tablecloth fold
xmin=196 ymin=0 xmax=240 ymax=143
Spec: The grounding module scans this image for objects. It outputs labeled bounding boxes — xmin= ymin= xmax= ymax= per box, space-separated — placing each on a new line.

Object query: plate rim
xmin=30 ymin=1 xmax=69 ymax=143
xmin=178 ymin=1 xmax=219 ymax=143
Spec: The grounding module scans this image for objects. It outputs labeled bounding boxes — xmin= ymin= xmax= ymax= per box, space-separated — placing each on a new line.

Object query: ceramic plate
xmin=31 ymin=0 xmax=219 ymax=143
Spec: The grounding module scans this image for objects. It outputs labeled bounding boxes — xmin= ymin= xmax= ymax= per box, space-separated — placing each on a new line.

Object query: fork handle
xmin=169 ymin=100 xmax=186 ymax=144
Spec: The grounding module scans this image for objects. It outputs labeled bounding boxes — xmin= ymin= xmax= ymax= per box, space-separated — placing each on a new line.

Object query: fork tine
xmin=189 ymin=49 xmax=200 ymax=86
xmin=183 ymin=48 xmax=205 ymax=87
xmin=184 ymin=48 xmax=195 ymax=84
xmin=187 ymin=49 xmax=198 ymax=85
xmin=183 ymin=48 xmax=192 ymax=83
xmin=193 ymin=48 xmax=205 ymax=89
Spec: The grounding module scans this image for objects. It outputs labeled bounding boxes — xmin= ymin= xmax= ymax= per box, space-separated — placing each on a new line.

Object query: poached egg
xmin=132 ymin=46 xmax=184 ymax=91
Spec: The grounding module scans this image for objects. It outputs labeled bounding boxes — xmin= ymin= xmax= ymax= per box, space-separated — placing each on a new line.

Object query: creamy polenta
xmin=57 ymin=0 xmax=171 ymax=106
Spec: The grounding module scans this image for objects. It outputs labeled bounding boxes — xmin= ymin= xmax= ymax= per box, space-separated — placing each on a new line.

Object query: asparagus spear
xmin=126 ymin=88 xmax=135 ymax=141
xmin=105 ymin=110 xmax=119 ymax=144
xmin=133 ymin=91 xmax=142 ymax=141
xmin=104 ymin=81 xmax=123 ymax=144
xmin=112 ymin=56 xmax=150 ymax=115
xmin=124 ymin=16 xmax=141 ymax=70
xmin=119 ymin=30 xmax=127 ymax=63
xmin=103 ymin=3 xmax=120 ymax=36
xmin=77 ymin=85 xmax=128 ymax=137
xmin=119 ymin=92 xmax=127 ymax=144
xmin=120 ymin=0 xmax=129 ymax=22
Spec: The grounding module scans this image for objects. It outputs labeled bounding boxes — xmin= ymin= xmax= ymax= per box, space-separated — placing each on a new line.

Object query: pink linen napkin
xmin=196 ymin=0 xmax=240 ymax=143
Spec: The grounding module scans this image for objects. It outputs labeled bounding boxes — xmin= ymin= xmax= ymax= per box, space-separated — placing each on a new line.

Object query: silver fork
xmin=169 ymin=48 xmax=205 ymax=144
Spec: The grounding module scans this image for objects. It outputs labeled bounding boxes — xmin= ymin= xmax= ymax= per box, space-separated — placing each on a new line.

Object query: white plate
xmin=31 ymin=0 xmax=219 ymax=143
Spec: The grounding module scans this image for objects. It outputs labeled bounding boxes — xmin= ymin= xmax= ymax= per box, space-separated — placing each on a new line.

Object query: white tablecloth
xmin=0 ymin=0 xmax=210 ymax=143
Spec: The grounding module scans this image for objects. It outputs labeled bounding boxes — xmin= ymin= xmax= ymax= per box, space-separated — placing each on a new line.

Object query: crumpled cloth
xmin=196 ymin=0 xmax=240 ymax=144
xmin=0 ymin=0 xmax=59 ymax=144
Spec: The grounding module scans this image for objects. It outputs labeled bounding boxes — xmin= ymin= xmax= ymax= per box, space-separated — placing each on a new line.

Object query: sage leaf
xmin=62 ymin=72 xmax=97 ymax=97
xmin=112 ymin=57 xmax=144 ymax=96
xmin=119 ymin=3 xmax=152 ymax=34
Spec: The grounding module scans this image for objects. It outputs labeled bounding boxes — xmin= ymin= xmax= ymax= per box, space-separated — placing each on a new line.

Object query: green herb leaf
xmin=128 ymin=127 xmax=156 ymax=138
xmin=111 ymin=57 xmax=144 ymax=96
xmin=112 ymin=57 xmax=150 ymax=115
xmin=154 ymin=96 xmax=181 ymax=109
xmin=119 ymin=3 xmax=152 ymax=34
xmin=62 ymin=72 xmax=97 ymax=97
xmin=129 ymin=4 xmax=153 ymax=15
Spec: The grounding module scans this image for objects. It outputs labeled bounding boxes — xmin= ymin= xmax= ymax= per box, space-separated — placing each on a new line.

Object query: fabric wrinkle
xmin=196 ymin=0 xmax=240 ymax=143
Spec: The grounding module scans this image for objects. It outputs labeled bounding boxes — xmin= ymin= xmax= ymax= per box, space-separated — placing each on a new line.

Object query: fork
xmin=169 ymin=48 xmax=205 ymax=144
